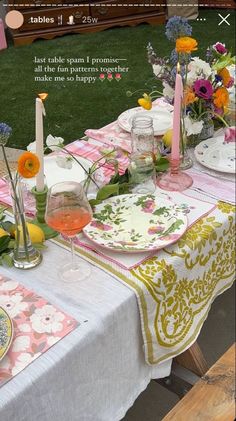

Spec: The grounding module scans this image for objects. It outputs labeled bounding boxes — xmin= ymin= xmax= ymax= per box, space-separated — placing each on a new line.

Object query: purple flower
xmin=193 ymin=79 xmax=214 ymax=99
xmin=215 ymin=74 xmax=222 ymax=83
xmin=165 ymin=16 xmax=192 ymax=41
xmin=213 ymin=42 xmax=227 ymax=55
xmin=0 ymin=123 xmax=12 ymax=146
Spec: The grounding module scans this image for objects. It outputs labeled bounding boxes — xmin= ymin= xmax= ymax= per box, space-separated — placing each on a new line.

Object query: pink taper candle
xmin=171 ymin=63 xmax=183 ymax=161
xmin=35 ymin=98 xmax=45 ymax=192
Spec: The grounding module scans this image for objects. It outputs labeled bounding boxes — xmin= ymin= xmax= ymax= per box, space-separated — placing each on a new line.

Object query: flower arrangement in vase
xmin=137 ymin=16 xmax=235 ymax=155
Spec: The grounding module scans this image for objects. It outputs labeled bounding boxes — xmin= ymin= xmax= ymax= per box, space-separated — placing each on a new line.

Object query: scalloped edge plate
xmin=83 ymin=194 xmax=188 ymax=252
xmin=194 ymin=136 xmax=235 ymax=174
xmin=0 ymin=306 xmax=13 ymax=361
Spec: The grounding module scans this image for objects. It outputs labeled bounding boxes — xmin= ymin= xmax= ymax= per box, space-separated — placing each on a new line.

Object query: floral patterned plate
xmin=117 ymin=107 xmax=173 ymax=136
xmin=83 ymin=194 xmax=188 ymax=252
xmin=0 ymin=306 xmax=13 ymax=361
xmin=194 ymin=136 xmax=235 ymax=174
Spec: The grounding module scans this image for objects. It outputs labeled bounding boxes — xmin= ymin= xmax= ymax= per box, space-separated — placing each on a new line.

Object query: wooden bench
xmin=162 ymin=343 xmax=235 ymax=421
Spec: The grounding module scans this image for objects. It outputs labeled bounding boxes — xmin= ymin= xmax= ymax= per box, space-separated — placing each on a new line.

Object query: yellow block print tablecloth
xmin=53 ymin=201 xmax=235 ymax=365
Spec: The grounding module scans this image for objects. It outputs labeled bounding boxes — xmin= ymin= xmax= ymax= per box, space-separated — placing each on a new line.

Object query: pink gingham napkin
xmin=0 ymin=274 xmax=78 ymax=387
xmin=85 ymin=99 xmax=173 ymax=153
xmin=65 ymin=139 xmax=129 ymax=176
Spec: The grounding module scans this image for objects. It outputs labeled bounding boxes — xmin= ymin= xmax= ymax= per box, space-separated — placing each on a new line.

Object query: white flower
xmin=27 ymin=141 xmax=36 ymax=152
xmin=187 ymin=57 xmax=212 ymax=84
xmin=30 ymin=305 xmax=65 ymax=334
xmin=55 ymin=155 xmax=73 ymax=169
xmin=18 ymin=323 xmax=31 ymax=333
xmin=0 ymin=279 xmax=18 ymax=291
xmin=0 ymin=293 xmax=28 ymax=318
xmin=12 ymin=335 xmax=30 ymax=352
xmin=11 ymin=352 xmax=41 ymax=376
xmin=46 ymin=134 xmax=64 ymax=151
xmin=153 ymin=64 xmax=162 ymax=77
xmin=184 ymin=115 xmax=204 ymax=136
xmin=162 ymin=82 xmax=174 ymax=101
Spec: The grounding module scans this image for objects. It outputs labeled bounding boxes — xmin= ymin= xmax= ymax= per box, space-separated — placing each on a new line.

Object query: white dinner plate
xmin=117 ymin=106 xmax=173 ymax=136
xmin=24 ymin=154 xmax=91 ymax=189
xmin=194 ymin=136 xmax=235 ymax=174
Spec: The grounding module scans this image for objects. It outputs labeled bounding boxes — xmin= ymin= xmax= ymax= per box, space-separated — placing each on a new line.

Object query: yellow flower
xmin=138 ymin=93 xmax=152 ymax=110
xmin=213 ymin=87 xmax=229 ymax=109
xmin=218 ymin=68 xmax=231 ymax=88
xmin=17 ymin=151 xmax=40 ymax=178
xmin=176 ymin=37 xmax=198 ymax=54
xmin=162 ymin=129 xmax=173 ymax=147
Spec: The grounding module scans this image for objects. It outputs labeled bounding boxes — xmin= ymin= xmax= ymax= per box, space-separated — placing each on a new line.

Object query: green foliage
xmin=0 ymin=236 xmax=14 ymax=267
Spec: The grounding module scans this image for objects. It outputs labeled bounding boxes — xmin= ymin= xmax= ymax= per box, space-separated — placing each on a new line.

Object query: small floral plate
xmin=0 ymin=306 xmax=13 ymax=361
xmin=83 ymin=194 xmax=188 ymax=252
xmin=194 ymin=136 xmax=235 ymax=174
xmin=117 ymin=107 xmax=173 ymax=136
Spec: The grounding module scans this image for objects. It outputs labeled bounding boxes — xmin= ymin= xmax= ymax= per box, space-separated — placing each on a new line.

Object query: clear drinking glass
xmin=45 ymin=181 xmax=92 ymax=282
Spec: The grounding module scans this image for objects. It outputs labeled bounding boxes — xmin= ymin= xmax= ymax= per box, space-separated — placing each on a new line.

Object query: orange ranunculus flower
xmin=213 ymin=87 xmax=229 ymax=109
xmin=176 ymin=37 xmax=198 ymax=54
xmin=138 ymin=93 xmax=152 ymax=110
xmin=183 ymin=87 xmax=197 ymax=106
xmin=18 ymin=151 xmax=40 ymax=178
xmin=218 ymin=68 xmax=231 ymax=87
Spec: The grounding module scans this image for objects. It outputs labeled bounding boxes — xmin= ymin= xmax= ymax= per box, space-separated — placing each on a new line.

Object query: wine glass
xmin=45 ymin=181 xmax=92 ymax=282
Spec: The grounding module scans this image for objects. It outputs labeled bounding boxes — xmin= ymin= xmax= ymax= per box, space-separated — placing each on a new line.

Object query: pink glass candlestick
xmin=157 ymin=158 xmax=193 ymax=192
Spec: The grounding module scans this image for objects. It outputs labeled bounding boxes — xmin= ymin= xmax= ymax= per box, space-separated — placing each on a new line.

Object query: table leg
xmin=175 ymin=341 xmax=208 ymax=377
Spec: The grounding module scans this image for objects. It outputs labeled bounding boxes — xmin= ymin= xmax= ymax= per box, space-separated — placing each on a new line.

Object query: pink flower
xmin=226 ymin=77 xmax=234 ymax=88
xmin=90 ymin=221 xmax=112 ymax=231
xmin=224 ymin=126 xmax=236 ymax=143
xmin=193 ymin=79 xmax=213 ymax=99
xmin=143 ymin=200 xmax=155 ymax=213
xmin=107 ymin=73 xmax=113 ymax=81
xmin=160 ymin=234 xmax=180 ymax=241
xmin=99 ymin=73 xmax=105 ymax=81
xmin=148 ymin=226 xmax=164 ymax=235
xmin=213 ymin=42 xmax=227 ymax=55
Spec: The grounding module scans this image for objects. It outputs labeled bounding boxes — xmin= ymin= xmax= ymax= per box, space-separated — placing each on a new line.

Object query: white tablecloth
xmin=0 ymin=241 xmax=171 ymax=421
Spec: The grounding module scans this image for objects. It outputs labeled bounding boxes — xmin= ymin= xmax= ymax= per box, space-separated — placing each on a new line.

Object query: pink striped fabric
xmin=65 ymin=140 xmax=129 ymax=176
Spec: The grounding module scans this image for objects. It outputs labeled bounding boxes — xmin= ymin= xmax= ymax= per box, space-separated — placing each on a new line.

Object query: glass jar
xmin=128 ymin=152 xmax=156 ymax=194
xmin=131 ymin=115 xmax=154 ymax=155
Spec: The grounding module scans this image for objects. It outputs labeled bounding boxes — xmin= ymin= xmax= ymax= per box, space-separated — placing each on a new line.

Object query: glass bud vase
xmin=187 ymin=112 xmax=214 ymax=148
xmin=10 ymin=176 xmax=42 ymax=269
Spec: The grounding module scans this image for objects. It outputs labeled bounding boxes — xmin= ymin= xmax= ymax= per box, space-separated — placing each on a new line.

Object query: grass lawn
xmin=0 ymin=8 xmax=235 ymax=149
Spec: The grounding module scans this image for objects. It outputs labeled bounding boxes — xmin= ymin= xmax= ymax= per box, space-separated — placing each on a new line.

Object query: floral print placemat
xmin=0 ymin=275 xmax=79 ymax=387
